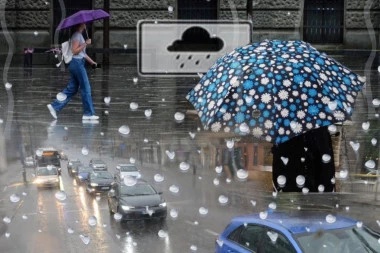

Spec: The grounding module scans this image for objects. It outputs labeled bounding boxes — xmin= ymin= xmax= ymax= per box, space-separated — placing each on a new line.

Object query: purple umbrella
xmin=56 ymin=9 xmax=110 ymax=30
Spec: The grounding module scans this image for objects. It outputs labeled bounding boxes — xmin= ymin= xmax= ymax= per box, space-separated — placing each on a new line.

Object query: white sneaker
xmin=47 ymin=104 xmax=57 ymax=119
xmin=82 ymin=115 xmax=99 ymax=120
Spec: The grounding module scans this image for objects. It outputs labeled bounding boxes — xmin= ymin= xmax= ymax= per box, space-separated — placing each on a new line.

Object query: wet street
xmin=0 ymin=54 xmax=380 ymax=252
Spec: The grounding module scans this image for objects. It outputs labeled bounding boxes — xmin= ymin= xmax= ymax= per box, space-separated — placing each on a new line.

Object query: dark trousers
xmin=272 ymin=126 xmax=335 ymax=192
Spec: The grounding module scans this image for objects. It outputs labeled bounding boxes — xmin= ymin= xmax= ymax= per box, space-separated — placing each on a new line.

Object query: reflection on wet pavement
xmin=0 ymin=58 xmax=379 ymax=252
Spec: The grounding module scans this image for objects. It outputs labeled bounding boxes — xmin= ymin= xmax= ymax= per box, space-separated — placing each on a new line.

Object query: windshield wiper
xmin=352 ymin=229 xmax=375 ymax=253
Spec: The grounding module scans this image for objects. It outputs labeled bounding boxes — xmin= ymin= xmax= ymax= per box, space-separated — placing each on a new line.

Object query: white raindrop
xmin=349 ymin=141 xmax=360 ymax=152
xmin=322 ymin=154 xmax=331 ymax=163
xmin=3 ymin=217 xmax=11 ymax=224
xmin=371 ymin=138 xmax=377 ymax=146
xmin=190 ymin=245 xmax=198 ymax=251
xmin=22 ymin=215 xmax=28 ymax=220
xmin=118 ymin=125 xmax=130 ymax=135
xmin=5 ymin=232 xmax=10 ymax=238
xmin=36 ymin=149 xmax=43 ymax=157
xmin=218 ymin=195 xmax=229 ymax=205
xmin=236 ymin=169 xmax=248 ymax=180
xmin=55 ymin=191 xmax=67 ymax=201
xmin=362 ymin=122 xmax=370 ymax=131
xmin=277 ymin=175 xmax=286 ymax=187
xmin=158 ymin=230 xmax=168 ymax=238
xmin=114 ymin=213 xmax=122 ymax=221
xmin=260 ymin=211 xmax=268 ymax=220
xmin=144 ymin=109 xmax=152 ymax=118
xmin=81 ymin=147 xmax=89 ymax=156
xmin=339 ymin=170 xmax=348 ymax=179
xmin=130 ymin=102 xmax=139 ymax=110
xmin=169 ymin=185 xmax=179 ymax=194
xmin=67 ymin=228 xmax=74 ymax=234
xmin=268 ymin=202 xmax=277 ymax=210
xmin=365 ymin=160 xmax=376 ymax=169
xmin=104 ymin=97 xmax=111 ymax=104
xmin=326 ymin=214 xmax=336 ymax=223
xmin=129 ymin=157 xmax=136 ymax=163
xmin=281 ymin=156 xmax=289 ymax=165
xmin=189 ymin=132 xmax=195 ymax=139
xmin=88 ymin=216 xmax=97 ymax=227
xmin=34 ymin=31 xmax=39 ymax=36
xmin=328 ymin=125 xmax=337 ymax=134
xmin=179 ymin=162 xmax=190 ymax=172
xmin=199 ymin=207 xmax=209 ymax=216
xmin=213 ymin=178 xmax=220 ymax=186
xmin=57 ymin=92 xmax=67 ymax=102
xmin=267 ymin=231 xmax=278 ymax=243
xmin=116 ymin=234 xmax=121 ymax=239
xmin=154 ymin=174 xmax=164 ymax=183
xmin=5 ymin=82 xmax=12 ymax=90
xmin=356 ymin=221 xmax=363 ymax=228
xmin=215 ymin=166 xmax=223 ymax=174
xmin=302 ymin=188 xmax=309 ymax=194
xmin=226 ymin=178 xmax=232 ymax=184
xmin=123 ymin=44 xmax=128 ymax=49
xmin=373 ymin=98 xmax=380 ymax=107
xmin=250 ymin=200 xmax=257 ymax=207
xmin=133 ymin=77 xmax=138 ymax=83
xmin=226 ymin=140 xmax=234 ymax=149
xmin=174 ymin=112 xmax=185 ymax=122
xmin=10 ymin=194 xmax=20 ymax=203
xmin=168 ymin=6 xmax=174 ymax=13
xmin=169 ymin=209 xmax=178 ymax=219
xmin=296 ymin=175 xmax=305 ymax=187
xmin=318 ymin=185 xmax=325 ymax=192
xmin=124 ymin=176 xmax=137 ymax=187
xmin=239 ymin=123 xmax=249 ymax=133
xmin=165 ymin=150 xmax=175 ymax=160
xmin=80 ymin=234 xmax=90 ymax=245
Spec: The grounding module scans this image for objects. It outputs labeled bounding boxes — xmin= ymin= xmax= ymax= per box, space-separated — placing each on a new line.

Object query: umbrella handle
xmin=85 ymin=28 xmax=89 ymax=39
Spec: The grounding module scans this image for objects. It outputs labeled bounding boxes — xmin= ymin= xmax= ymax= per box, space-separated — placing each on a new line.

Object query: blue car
xmin=216 ymin=212 xmax=380 ymax=253
xmin=75 ymin=166 xmax=93 ymax=184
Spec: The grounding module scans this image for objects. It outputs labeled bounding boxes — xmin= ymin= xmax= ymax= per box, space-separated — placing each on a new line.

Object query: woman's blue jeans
xmin=51 ymin=58 xmax=95 ymax=116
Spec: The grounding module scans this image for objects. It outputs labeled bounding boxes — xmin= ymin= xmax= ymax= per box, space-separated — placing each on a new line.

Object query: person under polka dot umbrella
xmin=186 ymin=39 xmax=365 ymax=192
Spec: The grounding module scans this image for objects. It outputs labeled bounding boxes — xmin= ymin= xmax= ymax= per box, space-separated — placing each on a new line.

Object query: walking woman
xmin=47 ymin=23 xmax=99 ymax=120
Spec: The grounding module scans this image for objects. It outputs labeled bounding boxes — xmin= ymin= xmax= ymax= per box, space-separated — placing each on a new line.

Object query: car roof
xmin=231 ymin=212 xmax=357 ymax=234
xmin=40 ymin=147 xmax=58 ymax=151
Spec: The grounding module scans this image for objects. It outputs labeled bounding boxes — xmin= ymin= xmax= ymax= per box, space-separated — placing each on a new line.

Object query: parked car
xmin=107 ymin=180 xmax=167 ymax=221
xmin=216 ymin=212 xmax=380 ymax=253
xmin=114 ymin=164 xmax=141 ymax=181
xmin=89 ymin=159 xmax=107 ymax=171
xmin=75 ymin=166 xmax=93 ymax=183
xmin=24 ymin=156 xmax=35 ymax=168
xmin=34 ymin=166 xmax=60 ymax=188
xmin=86 ymin=171 xmax=114 ymax=194
xmin=67 ymin=159 xmax=82 ymax=176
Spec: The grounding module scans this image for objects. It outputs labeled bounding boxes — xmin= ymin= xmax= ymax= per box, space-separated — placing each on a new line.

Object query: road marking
xmin=204 ymin=229 xmax=219 ymax=237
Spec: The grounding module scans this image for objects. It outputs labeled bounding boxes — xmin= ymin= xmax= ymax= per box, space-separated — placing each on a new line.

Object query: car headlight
xmin=93 ymin=165 xmax=97 ymax=168
xmin=90 ymin=183 xmax=98 ymax=187
xmin=34 ymin=178 xmax=42 ymax=184
xmin=121 ymin=205 xmax=134 ymax=211
xmin=137 ymin=174 xmax=142 ymax=179
xmin=159 ymin=202 xmax=167 ymax=207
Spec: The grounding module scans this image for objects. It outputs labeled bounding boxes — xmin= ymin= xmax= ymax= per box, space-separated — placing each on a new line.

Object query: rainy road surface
xmin=0 ymin=55 xmax=380 ymax=253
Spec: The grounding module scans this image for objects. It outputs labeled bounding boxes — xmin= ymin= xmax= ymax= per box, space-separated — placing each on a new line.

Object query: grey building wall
xmin=0 ymin=0 xmax=379 ymax=66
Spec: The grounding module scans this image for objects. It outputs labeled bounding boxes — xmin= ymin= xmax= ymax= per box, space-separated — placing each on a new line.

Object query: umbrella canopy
xmin=186 ymin=40 xmax=365 ymax=144
xmin=56 ymin=9 xmax=110 ymax=30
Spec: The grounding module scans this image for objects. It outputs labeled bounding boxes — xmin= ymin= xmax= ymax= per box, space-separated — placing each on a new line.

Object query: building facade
xmin=0 ymin=0 xmax=379 ymax=65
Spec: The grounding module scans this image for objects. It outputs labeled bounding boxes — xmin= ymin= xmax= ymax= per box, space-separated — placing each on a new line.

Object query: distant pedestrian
xmin=271 ymin=126 xmax=335 ymax=192
xmin=47 ymin=23 xmax=99 ymax=120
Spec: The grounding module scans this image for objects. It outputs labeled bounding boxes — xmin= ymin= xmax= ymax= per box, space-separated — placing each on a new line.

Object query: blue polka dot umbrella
xmin=186 ymin=40 xmax=365 ymax=144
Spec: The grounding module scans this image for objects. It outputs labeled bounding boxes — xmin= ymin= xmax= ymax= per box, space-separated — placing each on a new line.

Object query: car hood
xmin=91 ymin=178 xmax=113 ymax=185
xmin=36 ymin=175 xmax=58 ymax=181
xmin=119 ymin=194 xmax=163 ymax=207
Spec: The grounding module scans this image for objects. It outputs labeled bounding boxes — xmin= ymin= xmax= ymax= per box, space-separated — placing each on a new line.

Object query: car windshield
xmin=78 ymin=167 xmax=93 ymax=173
xmin=37 ymin=167 xmax=58 ymax=176
xmin=120 ymin=165 xmax=138 ymax=172
xmin=91 ymin=172 xmax=113 ymax=179
xmin=295 ymin=227 xmax=380 ymax=253
xmin=36 ymin=156 xmax=60 ymax=166
xmin=119 ymin=184 xmax=156 ymax=196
